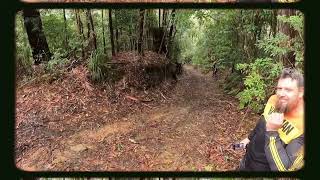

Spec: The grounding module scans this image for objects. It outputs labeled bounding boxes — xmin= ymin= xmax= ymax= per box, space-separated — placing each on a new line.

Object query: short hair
xmin=279 ymin=68 xmax=304 ymax=88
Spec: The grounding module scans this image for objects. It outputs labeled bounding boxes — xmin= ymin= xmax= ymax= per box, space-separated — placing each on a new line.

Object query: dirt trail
xmin=16 ymin=65 xmax=258 ymax=171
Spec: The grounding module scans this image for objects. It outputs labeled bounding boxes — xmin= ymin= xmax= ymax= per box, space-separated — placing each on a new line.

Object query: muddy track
xmin=16 ymin=65 xmax=258 ymax=171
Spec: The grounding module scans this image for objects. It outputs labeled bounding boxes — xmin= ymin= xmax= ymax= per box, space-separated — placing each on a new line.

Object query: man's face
xmin=275 ymin=78 xmax=303 ymax=113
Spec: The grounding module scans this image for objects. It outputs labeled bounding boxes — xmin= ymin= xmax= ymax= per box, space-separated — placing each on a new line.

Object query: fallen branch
xmin=141 ymin=102 xmax=152 ymax=108
xmin=125 ymin=95 xmax=152 ymax=108
xmin=125 ymin=95 xmax=139 ymax=102
xmin=125 ymin=95 xmax=152 ymax=103
xmin=241 ymin=107 xmax=250 ymax=122
xmin=66 ymin=59 xmax=79 ymax=70
xmin=141 ymin=99 xmax=153 ymax=103
xmin=129 ymin=138 xmax=139 ymax=144
xmin=159 ymin=90 xmax=167 ymax=100
xmin=17 ymin=77 xmax=38 ymax=89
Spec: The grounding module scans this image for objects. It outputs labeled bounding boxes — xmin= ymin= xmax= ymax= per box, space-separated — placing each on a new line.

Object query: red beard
xmin=275 ymin=99 xmax=288 ymax=113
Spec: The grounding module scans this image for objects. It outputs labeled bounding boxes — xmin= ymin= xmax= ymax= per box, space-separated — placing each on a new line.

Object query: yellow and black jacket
xmin=241 ymin=95 xmax=304 ymax=171
xmin=264 ymin=95 xmax=304 ymax=171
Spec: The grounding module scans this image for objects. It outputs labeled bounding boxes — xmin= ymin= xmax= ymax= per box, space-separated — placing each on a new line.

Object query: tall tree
xmin=167 ymin=9 xmax=176 ymax=59
xmin=114 ymin=10 xmax=120 ymax=53
xmin=130 ymin=12 xmax=136 ymax=51
xmin=75 ymin=9 xmax=85 ymax=57
xmin=145 ymin=9 xmax=153 ymax=51
xmin=159 ymin=9 xmax=161 ymax=28
xmin=138 ymin=9 xmax=145 ymax=56
xmin=158 ymin=9 xmax=172 ymax=54
xmin=162 ymin=9 xmax=167 ymax=28
xmin=168 ymin=10 xmax=176 ymax=38
xmin=278 ymin=9 xmax=298 ymax=67
xmin=271 ymin=10 xmax=278 ymax=37
xmin=85 ymin=9 xmax=97 ymax=51
xmin=62 ymin=9 xmax=69 ymax=50
xmin=251 ymin=10 xmax=263 ymax=58
xmin=102 ymin=10 xmax=106 ymax=54
xmin=115 ymin=29 xmax=119 ymax=52
xmin=109 ymin=9 xmax=115 ymax=56
xmin=23 ymin=9 xmax=52 ymax=65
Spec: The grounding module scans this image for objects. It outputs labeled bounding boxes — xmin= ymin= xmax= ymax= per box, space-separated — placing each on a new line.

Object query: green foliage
xmin=278 ymin=13 xmax=303 ymax=35
xmin=235 ymin=11 xmax=304 ymax=112
xmin=175 ymin=10 xmax=266 ymax=71
xmin=114 ymin=9 xmax=140 ymax=30
xmin=45 ymin=50 xmax=69 ymax=73
xmin=16 ymin=41 xmax=33 ymax=75
xmin=87 ymin=50 xmax=106 ymax=82
xmin=112 ymin=9 xmax=143 ymax=51
xmin=236 ymin=72 xmax=265 ymax=111
xmin=278 ymin=13 xmax=304 ymax=69
xmin=169 ymin=40 xmax=181 ymax=63
xmin=223 ymin=72 xmax=243 ymax=95
xmin=236 ymin=58 xmax=283 ymax=112
xmin=42 ymin=10 xmax=70 ymax=51
xmin=257 ymin=33 xmax=290 ymax=57
xmin=15 ymin=13 xmax=33 ymax=76
xmin=145 ymin=9 xmax=158 ymax=28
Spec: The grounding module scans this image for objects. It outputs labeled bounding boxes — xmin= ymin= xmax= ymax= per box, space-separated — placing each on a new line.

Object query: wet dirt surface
xmin=15 ymin=65 xmax=258 ymax=171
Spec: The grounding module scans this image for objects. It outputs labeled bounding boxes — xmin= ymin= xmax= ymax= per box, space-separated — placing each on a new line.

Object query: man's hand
xmin=266 ymin=113 xmax=284 ymax=131
xmin=240 ymin=138 xmax=250 ymax=146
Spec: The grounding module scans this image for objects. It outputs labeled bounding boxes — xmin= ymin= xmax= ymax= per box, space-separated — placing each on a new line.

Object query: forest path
xmin=16 ymin=65 xmax=258 ymax=171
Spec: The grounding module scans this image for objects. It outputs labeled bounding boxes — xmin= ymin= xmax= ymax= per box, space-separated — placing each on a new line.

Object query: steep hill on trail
xmin=15 ymin=63 xmax=258 ymax=171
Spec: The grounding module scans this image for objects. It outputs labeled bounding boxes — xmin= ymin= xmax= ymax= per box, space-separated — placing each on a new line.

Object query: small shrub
xmin=87 ymin=50 xmax=109 ymax=82
xmin=236 ymin=58 xmax=283 ymax=112
xmin=45 ymin=51 xmax=68 ymax=73
xmin=16 ymin=44 xmax=33 ymax=76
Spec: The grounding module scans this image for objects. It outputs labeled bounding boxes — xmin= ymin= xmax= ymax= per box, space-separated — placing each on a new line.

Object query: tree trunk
xmin=89 ymin=10 xmax=97 ymax=50
xmin=86 ymin=10 xmax=90 ymax=39
xmin=129 ymin=28 xmax=133 ymax=51
xmin=159 ymin=9 xmax=161 ymax=28
xmin=23 ymin=9 xmax=52 ymax=65
xmin=63 ymin=9 xmax=69 ymax=50
xmin=145 ymin=10 xmax=149 ymax=51
xmin=271 ymin=9 xmax=278 ymax=37
xmin=119 ymin=28 xmax=124 ymax=51
xmin=75 ymin=10 xmax=84 ymax=38
xmin=109 ymin=9 xmax=115 ymax=56
xmin=138 ymin=9 xmax=145 ymax=56
xmin=158 ymin=10 xmax=171 ymax=54
xmin=162 ymin=9 xmax=167 ymax=28
xmin=167 ymin=9 xmax=176 ymax=59
xmin=158 ymin=28 xmax=167 ymax=54
xmin=114 ymin=10 xmax=120 ymax=53
xmin=252 ymin=10 xmax=262 ymax=58
xmin=75 ymin=9 xmax=85 ymax=58
xmin=128 ymin=16 xmax=133 ymax=51
xmin=86 ymin=9 xmax=97 ymax=51
xmin=116 ymin=29 xmax=119 ymax=52
xmin=102 ymin=10 xmax=106 ymax=54
xmin=169 ymin=10 xmax=175 ymax=36
xmin=278 ymin=9 xmax=297 ymax=67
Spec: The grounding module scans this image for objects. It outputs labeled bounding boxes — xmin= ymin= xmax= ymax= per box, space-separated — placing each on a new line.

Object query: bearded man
xmin=238 ymin=68 xmax=304 ymax=171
